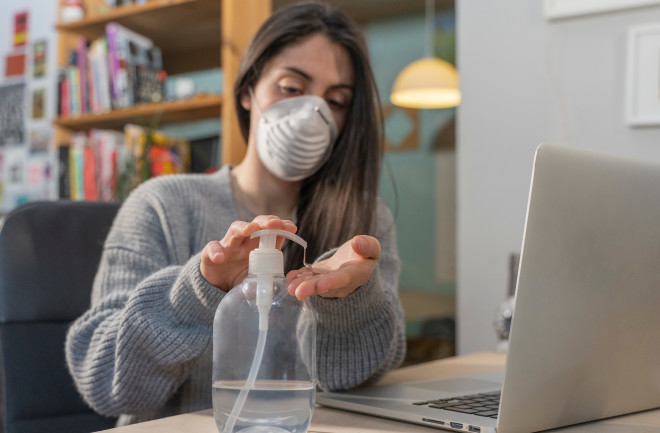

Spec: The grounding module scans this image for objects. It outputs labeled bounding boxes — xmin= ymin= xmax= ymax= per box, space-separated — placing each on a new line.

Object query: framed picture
xmin=31 ymin=88 xmax=46 ymax=120
xmin=33 ymin=40 xmax=47 ymax=78
xmin=626 ymin=22 xmax=660 ymax=126
xmin=13 ymin=12 xmax=28 ymax=48
xmin=0 ymin=82 xmax=26 ymax=145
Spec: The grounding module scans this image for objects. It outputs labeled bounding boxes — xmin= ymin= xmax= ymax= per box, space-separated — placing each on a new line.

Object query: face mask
xmin=251 ymin=88 xmax=338 ymax=182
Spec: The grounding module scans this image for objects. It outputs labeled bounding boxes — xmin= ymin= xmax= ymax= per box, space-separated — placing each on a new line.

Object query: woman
xmin=66 ymin=0 xmax=405 ymax=426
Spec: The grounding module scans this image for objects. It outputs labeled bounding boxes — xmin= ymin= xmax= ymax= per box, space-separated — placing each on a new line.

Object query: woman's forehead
xmin=264 ymin=34 xmax=354 ymax=86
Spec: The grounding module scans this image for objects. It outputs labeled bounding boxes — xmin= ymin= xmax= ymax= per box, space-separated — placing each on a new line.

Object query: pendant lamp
xmin=390 ymin=0 xmax=461 ymax=109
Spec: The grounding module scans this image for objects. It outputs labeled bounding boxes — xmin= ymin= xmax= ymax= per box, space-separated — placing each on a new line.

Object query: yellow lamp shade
xmin=390 ymin=57 xmax=461 ymax=109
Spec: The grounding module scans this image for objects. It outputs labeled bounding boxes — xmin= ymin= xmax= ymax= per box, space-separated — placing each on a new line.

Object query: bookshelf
xmin=53 ymin=94 xmax=223 ymax=131
xmin=55 ymin=0 xmax=222 ymax=75
xmin=54 ymin=0 xmax=271 ymax=168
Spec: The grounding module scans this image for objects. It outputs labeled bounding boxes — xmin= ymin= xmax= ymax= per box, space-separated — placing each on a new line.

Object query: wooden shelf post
xmin=221 ymin=0 xmax=272 ymax=166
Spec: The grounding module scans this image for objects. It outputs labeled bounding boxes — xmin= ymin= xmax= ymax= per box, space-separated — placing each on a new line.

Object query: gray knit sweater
xmin=65 ymin=166 xmax=405 ymax=426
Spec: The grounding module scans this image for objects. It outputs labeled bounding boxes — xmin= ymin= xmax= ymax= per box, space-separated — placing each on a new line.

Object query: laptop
xmin=316 ymin=143 xmax=660 ymax=433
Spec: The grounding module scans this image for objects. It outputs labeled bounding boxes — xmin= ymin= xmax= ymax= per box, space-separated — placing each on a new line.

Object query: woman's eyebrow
xmin=284 ymin=66 xmax=312 ymax=80
xmin=283 ymin=66 xmax=354 ymax=91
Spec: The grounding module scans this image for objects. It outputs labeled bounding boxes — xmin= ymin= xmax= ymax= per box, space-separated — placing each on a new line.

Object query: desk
xmin=100 ymin=352 xmax=660 ymax=433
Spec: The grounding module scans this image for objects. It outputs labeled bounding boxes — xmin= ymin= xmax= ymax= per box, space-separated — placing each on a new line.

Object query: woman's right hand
xmin=201 ymin=215 xmax=297 ymax=292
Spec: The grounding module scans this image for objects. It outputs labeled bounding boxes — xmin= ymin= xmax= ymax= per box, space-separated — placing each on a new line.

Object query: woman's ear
xmin=240 ymin=89 xmax=251 ymax=111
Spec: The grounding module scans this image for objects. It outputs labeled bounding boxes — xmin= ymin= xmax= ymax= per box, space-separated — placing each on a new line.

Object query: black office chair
xmin=0 ymin=201 xmax=120 ymax=433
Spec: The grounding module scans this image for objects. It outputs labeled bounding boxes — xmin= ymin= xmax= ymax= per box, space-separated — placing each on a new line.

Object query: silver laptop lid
xmin=498 ymin=144 xmax=660 ymax=433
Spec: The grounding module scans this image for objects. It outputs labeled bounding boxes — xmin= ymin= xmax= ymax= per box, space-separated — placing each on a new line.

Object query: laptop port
xmin=450 ymin=422 xmax=464 ymax=429
xmin=422 ymin=418 xmax=445 ymax=425
xmin=469 ymin=426 xmax=481 ymax=432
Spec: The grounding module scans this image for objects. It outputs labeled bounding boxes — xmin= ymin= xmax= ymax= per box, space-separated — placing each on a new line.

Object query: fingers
xmin=351 ymin=235 xmax=380 ymax=260
xmin=286 ymin=269 xmax=303 ymax=282
xmin=221 ymin=216 xmax=298 ymax=249
xmin=204 ymin=240 xmax=226 ymax=264
xmin=200 ymin=241 xmax=232 ymax=290
xmin=290 ymin=275 xmax=321 ymax=300
xmin=221 ymin=221 xmax=251 ymax=248
xmin=288 ymin=270 xmax=352 ymax=301
xmin=317 ymin=272 xmax=351 ymax=293
xmin=286 ymin=268 xmax=313 ymax=297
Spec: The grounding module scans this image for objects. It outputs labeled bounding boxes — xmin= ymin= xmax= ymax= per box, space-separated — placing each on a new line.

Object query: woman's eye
xmin=280 ymin=86 xmax=303 ymax=95
xmin=326 ymin=99 xmax=347 ymax=110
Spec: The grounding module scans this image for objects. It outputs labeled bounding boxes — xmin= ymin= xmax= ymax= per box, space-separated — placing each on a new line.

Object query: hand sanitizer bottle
xmin=212 ymin=229 xmax=316 ymax=433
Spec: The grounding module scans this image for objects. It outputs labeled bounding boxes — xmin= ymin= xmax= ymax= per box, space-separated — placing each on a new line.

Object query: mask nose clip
xmin=314 ymin=106 xmax=330 ymax=125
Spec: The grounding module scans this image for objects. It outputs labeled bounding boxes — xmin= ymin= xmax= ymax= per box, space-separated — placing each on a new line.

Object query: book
xmin=58 ymin=145 xmax=71 ymax=199
xmin=70 ymin=133 xmax=86 ymax=200
xmin=57 ymin=127 xmax=192 ymax=202
xmin=86 ymin=43 xmax=100 ymax=114
xmin=106 ymin=22 xmax=163 ymax=108
xmin=76 ymin=36 xmax=88 ymax=114
xmin=93 ymin=38 xmax=112 ymax=112
xmin=59 ymin=71 xmax=70 ymax=118
xmin=57 ymin=23 xmax=166 ymax=116
xmin=67 ymin=66 xmax=81 ymax=116
xmin=90 ymin=129 xmax=124 ymax=201
xmin=83 ymin=142 xmax=98 ymax=200
xmin=105 ymin=22 xmax=122 ymax=105
xmin=122 ymin=124 xmax=190 ymax=193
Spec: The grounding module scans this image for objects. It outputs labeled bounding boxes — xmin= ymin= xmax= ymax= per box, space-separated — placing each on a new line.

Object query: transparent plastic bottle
xmin=212 ymin=230 xmax=316 ymax=433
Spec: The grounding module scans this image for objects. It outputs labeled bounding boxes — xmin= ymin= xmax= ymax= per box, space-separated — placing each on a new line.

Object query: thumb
xmin=351 ymin=235 xmax=380 ymax=260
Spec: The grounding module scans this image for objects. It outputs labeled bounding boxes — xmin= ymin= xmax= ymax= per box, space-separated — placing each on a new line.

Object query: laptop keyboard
xmin=413 ymin=391 xmax=501 ymax=419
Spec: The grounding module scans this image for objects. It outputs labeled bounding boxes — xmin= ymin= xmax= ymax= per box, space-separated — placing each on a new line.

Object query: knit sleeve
xmin=65 ymin=181 xmax=224 ymax=417
xmin=308 ymin=200 xmax=406 ymax=391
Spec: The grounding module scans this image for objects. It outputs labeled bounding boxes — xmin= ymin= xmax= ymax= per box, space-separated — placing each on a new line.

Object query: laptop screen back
xmin=498 ymin=144 xmax=660 ymax=433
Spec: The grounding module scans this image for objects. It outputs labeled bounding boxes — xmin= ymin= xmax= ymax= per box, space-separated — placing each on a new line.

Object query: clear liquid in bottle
xmin=213 ymin=379 xmax=315 ymax=433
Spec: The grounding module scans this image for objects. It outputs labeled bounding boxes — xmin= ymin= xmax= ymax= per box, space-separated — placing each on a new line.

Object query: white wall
xmin=457 ymin=1 xmax=660 ymax=354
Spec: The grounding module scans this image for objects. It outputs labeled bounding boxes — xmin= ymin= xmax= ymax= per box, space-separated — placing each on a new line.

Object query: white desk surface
xmin=100 ymin=352 xmax=660 ymax=433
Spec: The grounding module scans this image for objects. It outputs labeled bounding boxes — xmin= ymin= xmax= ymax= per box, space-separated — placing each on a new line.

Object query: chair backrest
xmin=0 ymin=201 xmax=120 ymax=433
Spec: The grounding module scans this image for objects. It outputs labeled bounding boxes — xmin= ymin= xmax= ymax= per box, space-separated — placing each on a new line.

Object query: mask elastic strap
xmin=248 ymin=87 xmax=265 ymax=119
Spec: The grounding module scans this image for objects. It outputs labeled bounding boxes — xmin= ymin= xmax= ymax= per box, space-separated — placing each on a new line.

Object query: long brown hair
xmin=234 ymin=1 xmax=383 ymax=271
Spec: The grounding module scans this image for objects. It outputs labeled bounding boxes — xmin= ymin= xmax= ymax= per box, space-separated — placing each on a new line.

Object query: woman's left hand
xmin=286 ymin=235 xmax=381 ymax=300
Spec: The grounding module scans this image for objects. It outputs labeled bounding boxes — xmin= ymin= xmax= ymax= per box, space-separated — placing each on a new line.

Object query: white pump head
xmin=249 ymin=229 xmax=308 ymax=331
xmin=248 ymin=229 xmax=308 ymax=275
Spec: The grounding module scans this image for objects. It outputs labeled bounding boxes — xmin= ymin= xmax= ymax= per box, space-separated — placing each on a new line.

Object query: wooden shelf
xmin=273 ymin=0 xmax=451 ymax=23
xmin=56 ymin=0 xmax=221 ymax=74
xmin=53 ymin=94 xmax=222 ymax=132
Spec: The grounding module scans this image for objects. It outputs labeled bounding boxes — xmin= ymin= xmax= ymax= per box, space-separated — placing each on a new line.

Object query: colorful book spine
xmin=60 ymin=72 xmax=70 ymax=118
xmin=58 ymin=145 xmax=71 ymax=199
xmin=96 ymin=38 xmax=112 ymax=112
xmin=83 ymin=143 xmax=99 ymax=200
xmin=68 ymin=66 xmax=81 ymax=116
xmin=88 ymin=41 xmax=101 ymax=113
xmin=68 ymin=144 xmax=77 ymax=200
xmin=70 ymin=133 xmax=86 ymax=200
xmin=77 ymin=36 xmax=89 ymax=114
xmin=106 ymin=23 xmax=120 ymax=104
xmin=75 ymin=143 xmax=85 ymax=200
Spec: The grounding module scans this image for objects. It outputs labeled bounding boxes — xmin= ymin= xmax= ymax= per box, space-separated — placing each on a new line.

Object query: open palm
xmin=287 ymin=235 xmax=380 ymax=300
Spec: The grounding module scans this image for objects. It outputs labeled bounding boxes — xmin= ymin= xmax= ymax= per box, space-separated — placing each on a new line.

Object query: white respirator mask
xmin=250 ymin=87 xmax=338 ymax=182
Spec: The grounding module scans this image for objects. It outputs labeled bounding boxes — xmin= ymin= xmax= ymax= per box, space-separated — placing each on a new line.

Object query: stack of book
xmin=59 ymin=124 xmax=190 ymax=201
xmin=59 ymin=129 xmax=124 ymax=201
xmin=58 ymin=21 xmax=166 ymax=117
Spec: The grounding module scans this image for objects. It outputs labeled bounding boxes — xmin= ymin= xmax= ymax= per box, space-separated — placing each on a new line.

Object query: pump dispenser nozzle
xmin=249 ymin=230 xmax=307 ymax=331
